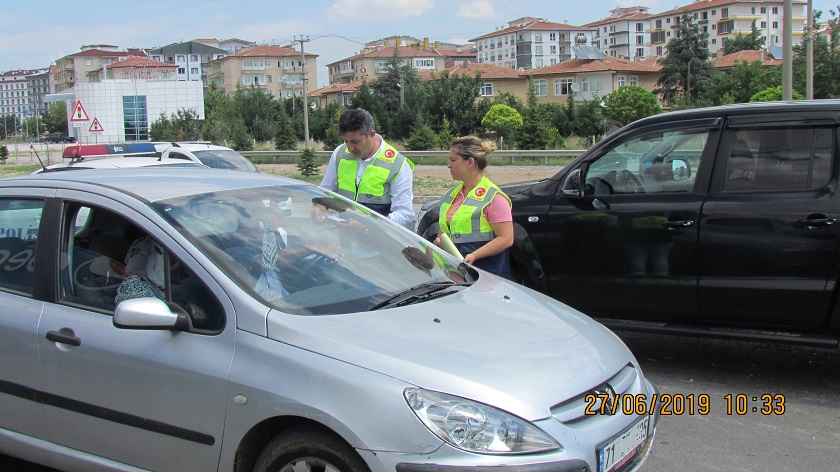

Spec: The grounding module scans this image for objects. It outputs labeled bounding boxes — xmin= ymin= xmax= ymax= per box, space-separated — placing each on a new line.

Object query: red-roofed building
xmin=712 ymin=48 xmax=782 ymax=71
xmin=524 ymin=55 xmax=662 ymax=104
xmin=206 ymin=45 xmax=318 ymax=99
xmin=647 ymin=0 xmax=807 ymax=58
xmin=309 ymin=80 xmax=364 ymax=108
xmin=470 ymin=17 xmax=597 ymax=70
xmin=327 ymin=37 xmax=471 ymax=85
xmin=54 ymin=47 xmax=147 ymax=93
xmin=86 ymin=57 xmax=177 ymax=82
xmin=584 ymin=6 xmax=653 ymax=61
xmin=435 ymin=62 xmax=530 ymax=100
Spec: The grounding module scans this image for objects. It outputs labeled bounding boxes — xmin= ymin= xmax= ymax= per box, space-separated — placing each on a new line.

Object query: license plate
xmin=598 ymin=416 xmax=649 ymax=472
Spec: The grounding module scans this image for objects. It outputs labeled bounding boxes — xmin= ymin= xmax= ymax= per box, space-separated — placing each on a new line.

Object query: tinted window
xmin=724 ymin=127 xmax=833 ymax=192
xmin=0 ymin=198 xmax=43 ymax=295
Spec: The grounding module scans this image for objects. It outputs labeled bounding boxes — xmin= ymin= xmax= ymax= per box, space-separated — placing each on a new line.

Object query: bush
xmin=405 ymin=124 xmax=440 ymax=150
xmin=0 ymin=145 xmax=8 ymax=162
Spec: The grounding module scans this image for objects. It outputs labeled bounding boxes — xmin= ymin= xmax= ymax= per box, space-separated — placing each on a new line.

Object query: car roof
xmin=153 ymin=142 xmax=233 ymax=152
xmin=6 ymin=168 xmax=302 ymax=203
xmin=36 ymin=156 xmax=208 ymax=173
xmin=634 ymin=99 xmax=840 ymax=127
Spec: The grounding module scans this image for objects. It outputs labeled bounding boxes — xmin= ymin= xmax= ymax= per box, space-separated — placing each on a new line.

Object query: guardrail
xmin=242 ymin=149 xmax=585 ymax=166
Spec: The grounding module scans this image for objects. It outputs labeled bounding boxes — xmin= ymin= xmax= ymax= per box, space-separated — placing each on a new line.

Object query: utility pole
xmin=293 ymin=35 xmax=311 ymax=148
xmin=782 ymin=0 xmax=793 ymax=100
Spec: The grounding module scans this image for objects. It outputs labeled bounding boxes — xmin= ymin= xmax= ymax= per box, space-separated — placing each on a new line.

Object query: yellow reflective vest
xmin=439 ymin=176 xmax=511 ymax=244
xmin=334 ymin=142 xmax=413 ymax=206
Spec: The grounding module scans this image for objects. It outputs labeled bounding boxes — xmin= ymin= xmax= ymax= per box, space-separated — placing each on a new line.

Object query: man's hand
xmin=312 ymin=204 xmax=328 ymax=223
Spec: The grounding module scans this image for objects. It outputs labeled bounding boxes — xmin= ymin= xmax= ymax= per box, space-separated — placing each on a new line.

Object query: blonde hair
xmin=450 ymin=136 xmax=497 ymax=171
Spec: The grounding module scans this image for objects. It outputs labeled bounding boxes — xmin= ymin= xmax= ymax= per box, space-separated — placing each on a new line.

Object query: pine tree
xmin=0 ymin=145 xmax=9 ymax=162
xmin=655 ymin=14 xmax=717 ymax=105
xmin=297 ymin=147 xmax=320 ymax=178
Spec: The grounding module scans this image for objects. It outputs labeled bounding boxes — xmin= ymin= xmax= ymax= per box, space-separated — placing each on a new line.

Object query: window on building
xmin=85 ymin=59 xmax=92 ymax=66
xmin=190 ymin=68 xmax=199 ymax=75
xmin=555 ymin=78 xmax=573 ymax=95
xmin=178 ymin=67 xmax=186 ymax=74
xmin=535 ymin=45 xmax=543 ymax=55
xmin=772 ymin=7 xmax=778 ymax=14
xmin=123 ymin=95 xmax=148 ymax=141
xmin=636 ymin=36 xmax=644 ymax=45
xmin=582 ymin=77 xmax=603 ymax=93
xmin=176 ymin=55 xmax=186 ymax=62
xmin=534 ymin=79 xmax=547 ymax=96
xmin=636 ymin=48 xmax=644 ymax=58
xmin=189 ymin=55 xmax=198 ymax=62
xmin=535 ymin=58 xmax=544 ymax=68
xmin=480 ymin=82 xmax=493 ymax=96
xmin=617 ymin=75 xmax=626 ymax=87
xmin=636 ymin=23 xmax=644 ymax=32
xmin=656 ymin=19 xmax=662 ymax=29
xmin=550 ymin=33 xmax=556 ymax=41
xmin=721 ymin=8 xmax=729 ymax=18
xmin=772 ymin=21 xmax=779 ymax=29
xmin=761 ymin=21 xmax=767 ymax=28
xmin=534 ymin=33 xmax=543 ymax=42
xmin=719 ymin=20 xmax=734 ymax=34
xmin=761 ymin=7 xmax=767 ymax=13
xmin=629 ymin=76 xmax=638 ymax=86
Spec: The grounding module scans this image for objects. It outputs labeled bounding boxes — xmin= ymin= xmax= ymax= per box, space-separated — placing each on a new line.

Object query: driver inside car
xmin=226 ymin=197 xmax=342 ymax=301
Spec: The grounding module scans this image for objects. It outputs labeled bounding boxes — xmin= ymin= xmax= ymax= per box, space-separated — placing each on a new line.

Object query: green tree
xmin=42 ymin=102 xmax=67 ymax=134
xmin=516 ymin=78 xmax=554 ymax=149
xmin=436 ymin=115 xmax=456 ymax=149
xmin=573 ymin=100 xmax=609 ymax=140
xmin=655 ymin=14 xmax=716 ymax=105
xmin=297 ymin=147 xmax=320 ymax=178
xmin=750 ymin=86 xmax=805 ymax=102
xmin=0 ymin=145 xmax=8 ymax=162
xmin=601 ymin=85 xmax=662 ymax=125
xmin=481 ymin=104 xmax=523 ymax=147
xmin=150 ymin=109 xmax=202 ymax=141
xmin=423 ymin=70 xmax=482 ymax=136
xmin=697 ymin=60 xmax=780 ymax=105
xmin=322 ymin=108 xmax=344 ymax=151
xmin=493 ymin=91 xmax=526 ymax=115
xmin=405 ymin=123 xmax=440 ymax=150
xmin=273 ymin=108 xmax=298 ymax=150
xmin=793 ymin=8 xmax=840 ymax=98
xmin=722 ymin=21 xmax=766 ymax=54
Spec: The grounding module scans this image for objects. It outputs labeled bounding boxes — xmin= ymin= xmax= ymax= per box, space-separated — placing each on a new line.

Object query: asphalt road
xmin=614 ymin=331 xmax=840 ymax=471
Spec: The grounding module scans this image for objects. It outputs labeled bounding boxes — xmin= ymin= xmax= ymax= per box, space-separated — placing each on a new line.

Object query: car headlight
xmin=404 ymin=388 xmax=561 ymax=455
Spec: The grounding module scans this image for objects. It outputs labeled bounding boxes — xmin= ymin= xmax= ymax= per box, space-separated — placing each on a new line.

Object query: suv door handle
xmin=46 ymin=331 xmax=81 ymax=347
xmin=798 ymin=217 xmax=837 ymax=228
xmin=661 ymin=220 xmax=695 ymax=229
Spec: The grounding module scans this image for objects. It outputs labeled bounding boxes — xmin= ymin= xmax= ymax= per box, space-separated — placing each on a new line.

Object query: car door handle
xmin=660 ymin=220 xmax=695 ymax=229
xmin=46 ymin=331 xmax=81 ymax=347
xmin=798 ymin=217 xmax=837 ymax=228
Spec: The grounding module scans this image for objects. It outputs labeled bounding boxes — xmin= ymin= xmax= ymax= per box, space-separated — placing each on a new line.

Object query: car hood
xmin=265 ymin=276 xmax=634 ymax=420
xmin=500 ymin=180 xmax=542 ymax=196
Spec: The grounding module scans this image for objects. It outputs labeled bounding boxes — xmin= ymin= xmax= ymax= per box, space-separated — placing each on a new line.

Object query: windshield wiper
xmin=369 ymin=281 xmax=471 ymax=311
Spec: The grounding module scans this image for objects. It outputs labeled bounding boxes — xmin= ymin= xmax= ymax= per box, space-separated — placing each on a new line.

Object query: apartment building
xmin=1 ymin=68 xmax=47 ymax=123
xmin=54 ymin=45 xmax=147 ymax=93
xmin=194 ymin=38 xmax=257 ymax=55
xmin=327 ymin=37 xmax=470 ymax=85
xmin=471 ymin=17 xmax=597 ymax=70
xmin=525 ymin=55 xmax=662 ymax=104
xmin=147 ymin=41 xmax=228 ymax=84
xmin=585 ymin=6 xmax=652 ymax=60
xmin=27 ymin=66 xmax=55 ymax=119
xmin=205 ymin=45 xmax=318 ymax=99
xmin=647 ymin=0 xmax=807 ymax=57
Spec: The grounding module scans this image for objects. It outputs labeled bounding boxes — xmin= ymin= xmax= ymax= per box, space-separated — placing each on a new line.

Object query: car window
xmin=153 ymin=184 xmax=471 ymax=316
xmin=584 ymin=128 xmax=710 ymax=196
xmin=0 ymin=198 xmax=43 ymax=295
xmin=58 ymin=204 xmax=224 ymax=332
xmin=192 ymin=149 xmax=258 ymax=172
xmin=723 ymin=127 xmax=833 ymax=192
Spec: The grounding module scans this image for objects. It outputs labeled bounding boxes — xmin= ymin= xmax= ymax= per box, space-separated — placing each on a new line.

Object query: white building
xmin=50 ymin=78 xmax=203 ymax=144
xmin=585 ymin=6 xmax=652 ymax=60
xmin=1 ymin=68 xmax=47 ymax=125
xmin=470 ymin=17 xmax=597 ymax=69
xmin=647 ymin=0 xmax=807 ymax=57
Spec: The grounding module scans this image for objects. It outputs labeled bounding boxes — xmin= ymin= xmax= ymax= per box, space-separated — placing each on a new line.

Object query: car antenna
xmin=29 ymin=143 xmax=48 ymax=172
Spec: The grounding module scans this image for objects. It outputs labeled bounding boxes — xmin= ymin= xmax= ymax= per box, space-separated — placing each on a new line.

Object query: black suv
xmin=416 ymin=100 xmax=840 ymax=347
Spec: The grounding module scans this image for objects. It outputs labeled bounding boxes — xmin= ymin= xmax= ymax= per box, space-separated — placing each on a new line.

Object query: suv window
xmin=585 ymin=128 xmax=710 ymax=196
xmin=0 ymin=198 xmax=43 ymax=295
xmin=723 ymin=127 xmax=833 ymax=192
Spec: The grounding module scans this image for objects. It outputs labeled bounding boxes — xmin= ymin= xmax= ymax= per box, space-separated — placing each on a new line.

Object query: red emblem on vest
xmin=385 ymin=149 xmax=396 ymax=158
xmin=475 ymin=187 xmax=486 ymax=197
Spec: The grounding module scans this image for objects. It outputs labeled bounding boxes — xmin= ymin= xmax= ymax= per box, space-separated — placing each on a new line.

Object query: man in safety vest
xmin=317 ymin=109 xmax=414 ymax=228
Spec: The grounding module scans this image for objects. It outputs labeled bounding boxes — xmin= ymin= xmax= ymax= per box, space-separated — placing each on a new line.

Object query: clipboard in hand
xmin=439 ymin=233 xmax=463 ymax=259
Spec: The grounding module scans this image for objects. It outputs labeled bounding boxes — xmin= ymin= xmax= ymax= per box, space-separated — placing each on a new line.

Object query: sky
xmin=1 ymin=0 xmax=836 ymax=88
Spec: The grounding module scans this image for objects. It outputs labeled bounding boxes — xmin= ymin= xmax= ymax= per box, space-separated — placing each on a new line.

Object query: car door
xmin=0 ymin=194 xmax=49 ymax=441
xmin=699 ymin=116 xmax=840 ymax=329
xmin=36 ymin=194 xmax=235 ymax=471
xmin=542 ymin=119 xmax=720 ymax=324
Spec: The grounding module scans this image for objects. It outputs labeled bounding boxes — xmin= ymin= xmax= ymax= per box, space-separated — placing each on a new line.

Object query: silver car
xmin=0 ymin=168 xmax=658 ymax=472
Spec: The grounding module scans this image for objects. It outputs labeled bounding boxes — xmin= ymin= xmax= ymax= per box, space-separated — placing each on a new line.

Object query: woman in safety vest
xmin=436 ymin=136 xmax=514 ymax=279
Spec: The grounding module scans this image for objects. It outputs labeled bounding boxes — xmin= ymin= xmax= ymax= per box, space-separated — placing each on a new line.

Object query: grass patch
xmin=0 ymin=164 xmax=41 ymax=178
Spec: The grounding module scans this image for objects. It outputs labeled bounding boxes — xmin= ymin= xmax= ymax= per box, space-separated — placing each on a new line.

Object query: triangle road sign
xmin=70 ymin=100 xmax=90 ymax=122
xmin=89 ymin=117 xmax=104 ymax=132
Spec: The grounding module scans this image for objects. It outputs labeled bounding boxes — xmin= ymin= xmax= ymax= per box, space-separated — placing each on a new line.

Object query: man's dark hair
xmin=339 ymin=108 xmax=375 ymax=135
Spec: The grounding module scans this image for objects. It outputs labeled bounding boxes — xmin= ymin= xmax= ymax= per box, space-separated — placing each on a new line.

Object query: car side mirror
xmin=671 ymin=159 xmax=690 ymax=181
xmin=113 ymin=297 xmax=192 ymax=331
xmin=562 ymin=169 xmax=583 ymax=197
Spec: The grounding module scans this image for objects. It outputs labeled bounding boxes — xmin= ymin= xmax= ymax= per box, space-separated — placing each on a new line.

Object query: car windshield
xmin=152 ymin=184 xmax=473 ymax=315
xmin=192 ymin=149 xmax=259 ymax=172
